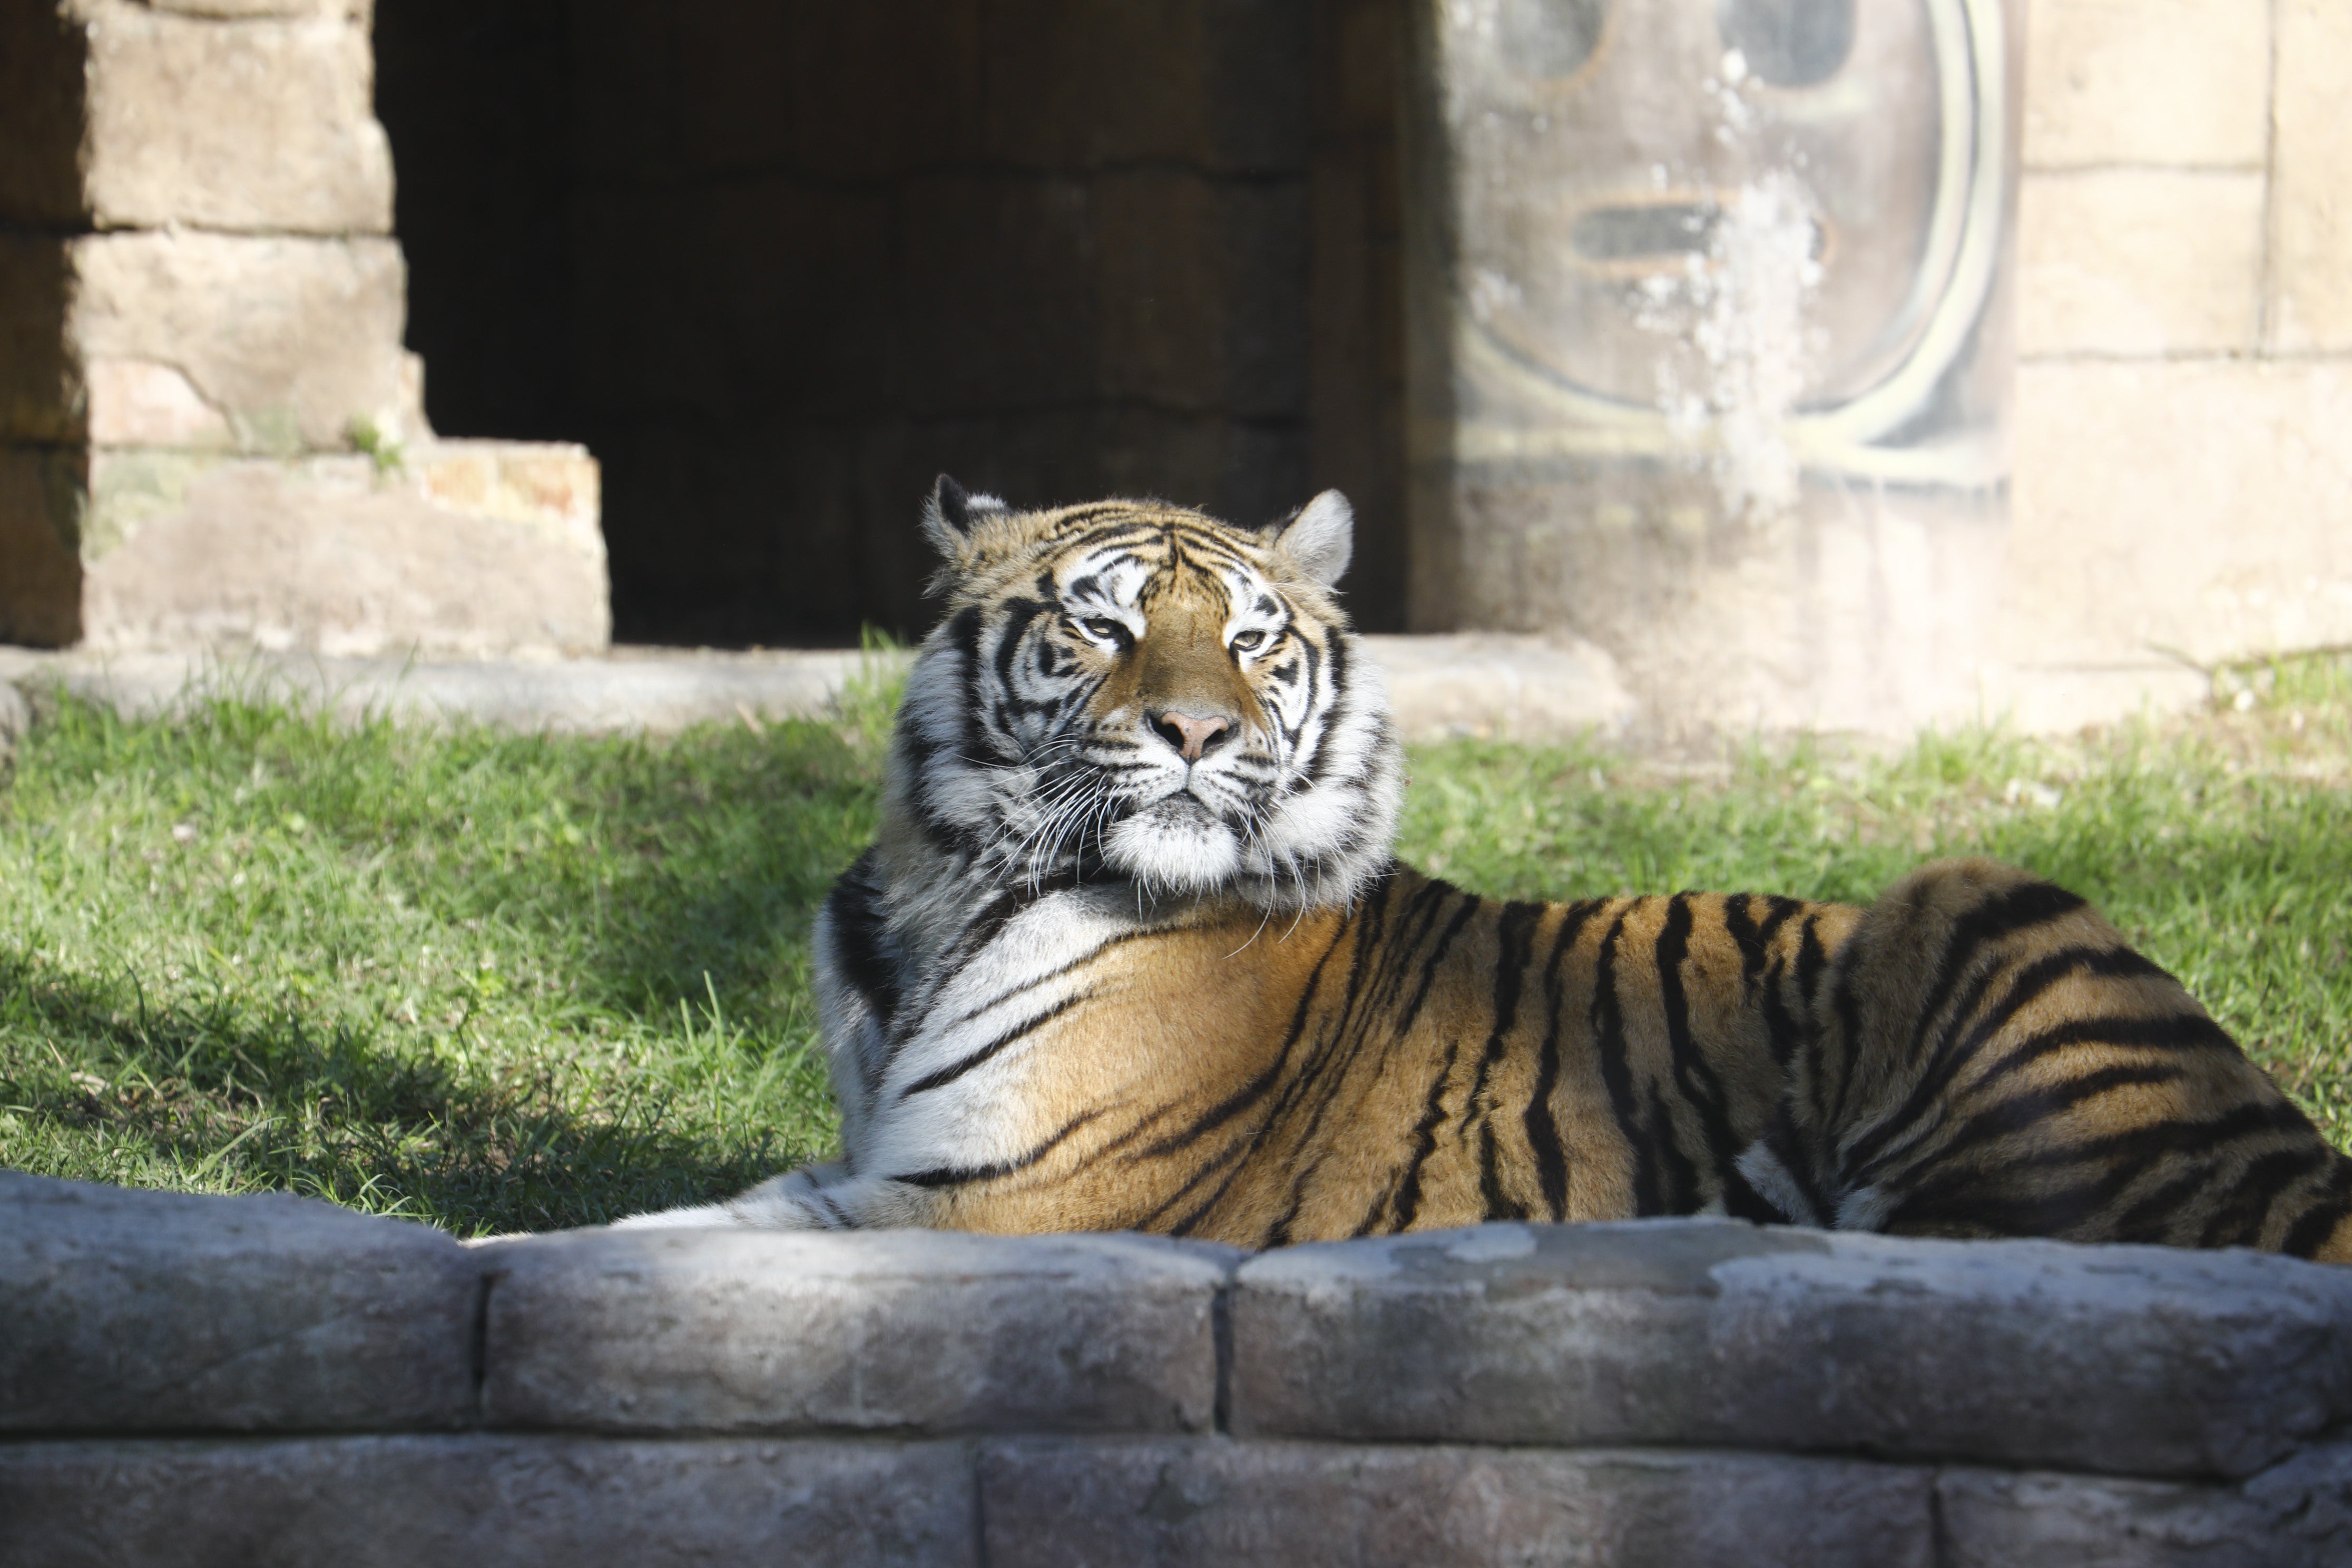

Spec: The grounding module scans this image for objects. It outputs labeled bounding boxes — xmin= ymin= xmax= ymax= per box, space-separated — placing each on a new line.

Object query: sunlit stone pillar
xmin=1402 ymin=0 xmax=2022 ymax=741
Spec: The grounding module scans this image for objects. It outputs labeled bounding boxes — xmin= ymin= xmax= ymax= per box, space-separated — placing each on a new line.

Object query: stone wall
xmin=0 ymin=0 xmax=607 ymax=657
xmin=6 ymin=1168 xmax=2351 ymax=1566
xmin=377 ymin=1 xmax=1409 ymax=646
xmin=2001 ymin=0 xmax=2352 ymax=731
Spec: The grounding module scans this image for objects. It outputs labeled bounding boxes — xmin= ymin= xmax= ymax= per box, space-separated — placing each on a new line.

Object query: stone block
xmin=76 ymin=441 xmax=609 ymax=656
xmin=82 ymin=2 xmax=392 ymax=233
xmin=1938 ymin=1441 xmax=2352 ymax=1568
xmin=0 ymin=0 xmax=87 ymax=225
xmin=477 ymin=1227 xmax=1235 ymax=1436
xmin=2269 ymin=0 xmax=2352 ymax=350
xmin=2017 ymin=170 xmax=2262 ymax=356
xmin=143 ymin=1 xmax=364 ymax=15
xmin=980 ymin=1438 xmax=1934 ymax=1567
xmin=2007 ymin=359 xmax=2352 ymax=671
xmin=1362 ymin=632 xmax=1636 ymax=741
xmin=1229 ymin=1220 xmax=2352 ymax=1478
xmin=69 ymin=231 xmax=409 ymax=455
xmin=0 ymin=1435 xmax=977 ymax=1568
xmin=0 ymin=1171 xmax=478 ymax=1433
xmin=0 ymin=445 xmax=87 ymax=648
xmin=2023 ymin=0 xmax=2269 ymax=168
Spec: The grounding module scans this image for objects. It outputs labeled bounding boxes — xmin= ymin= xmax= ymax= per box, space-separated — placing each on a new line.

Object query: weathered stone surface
xmin=478 ymin=1227 xmax=1236 ymax=1436
xmin=2017 ymin=170 xmax=2263 ymax=356
xmin=68 ymin=231 xmax=409 ymax=456
xmin=1938 ymin=1441 xmax=2352 ymax=1568
xmin=0 ymin=1435 xmax=976 ymax=1568
xmin=76 ymin=443 xmax=608 ymax=656
xmin=2024 ymin=0 xmax=2269 ymax=168
xmin=0 ymin=643 xmax=906 ymax=735
xmin=2007 ymin=359 xmax=2352 ymax=671
xmin=981 ymin=1437 xmax=1934 ymax=1567
xmin=2269 ymin=0 xmax=2352 ymax=351
xmin=1362 ymin=631 xmax=1634 ymax=741
xmin=0 ymin=445 xmax=84 ymax=646
xmin=0 ymin=1171 xmax=478 ymax=1433
xmin=143 ymin=0 xmax=359 ymax=16
xmin=1230 ymin=1220 xmax=2352 ymax=1478
xmin=83 ymin=2 xmax=393 ymax=233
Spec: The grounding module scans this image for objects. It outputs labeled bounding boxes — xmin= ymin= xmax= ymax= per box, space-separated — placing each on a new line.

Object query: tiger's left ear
xmin=1261 ymin=489 xmax=1353 ymax=589
xmin=921 ymin=473 xmax=1012 ymax=560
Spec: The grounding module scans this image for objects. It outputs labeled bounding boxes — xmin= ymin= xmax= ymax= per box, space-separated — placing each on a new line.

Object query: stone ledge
xmin=0 ymin=1434 xmax=978 ymax=1568
xmin=980 ymin=1437 xmax=1937 ymax=1567
xmin=6 ymin=1175 xmax=2352 ymax=1563
xmin=477 ymin=1227 xmax=1237 ymax=1437
xmin=1231 ymin=1220 xmax=2352 ymax=1479
xmin=0 ymin=634 xmax=1636 ymax=744
xmin=4 ymin=1433 xmax=2346 ymax=1567
xmin=0 ymin=1172 xmax=478 ymax=1435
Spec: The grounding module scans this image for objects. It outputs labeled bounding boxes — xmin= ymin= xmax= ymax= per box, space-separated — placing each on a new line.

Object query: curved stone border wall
xmin=4 ymin=1169 xmax=2349 ymax=1565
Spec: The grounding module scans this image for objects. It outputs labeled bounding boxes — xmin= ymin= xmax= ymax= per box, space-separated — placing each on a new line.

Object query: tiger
xmin=621 ymin=479 xmax=2352 ymax=1262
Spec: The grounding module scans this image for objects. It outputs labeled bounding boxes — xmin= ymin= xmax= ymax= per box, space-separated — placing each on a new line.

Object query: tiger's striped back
xmin=1741 ymin=859 xmax=2352 ymax=1260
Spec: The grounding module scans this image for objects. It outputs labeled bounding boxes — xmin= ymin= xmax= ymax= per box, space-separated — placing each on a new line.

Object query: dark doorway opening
xmin=374 ymin=1 xmax=1408 ymax=648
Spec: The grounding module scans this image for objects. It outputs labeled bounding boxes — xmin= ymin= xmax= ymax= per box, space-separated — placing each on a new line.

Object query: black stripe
xmin=1757 ymin=1114 xmax=1833 ymax=1226
xmin=2282 ymin=1159 xmax=2352 ymax=1258
xmin=1964 ymin=1008 xmax=2240 ymax=1096
xmin=1649 ymin=1082 xmax=1701 ymax=1213
xmin=2110 ymin=1162 xmax=2228 ymax=1244
xmin=1590 ymin=908 xmax=1660 ymax=1216
xmin=939 ymin=928 xmax=1152 ymax=1030
xmin=1656 ymin=894 xmax=1742 ymax=1183
xmin=1720 ymin=895 xmax=1767 ymax=994
xmin=1917 ymin=1060 xmax=2188 ymax=1170
xmin=1458 ymin=901 xmax=1546 ymax=1141
xmin=1383 ymin=892 xmax=1488 ymax=1232
xmin=894 ymin=1106 xmax=1109 ymax=1188
xmin=2198 ymin=1145 xmax=2330 ymax=1248
xmin=895 ymin=989 xmax=1091 ymax=1099
xmin=824 ymin=852 xmax=900 ymax=1029
xmin=1139 ymin=1125 xmax=1255 ymax=1234
xmin=1523 ymin=900 xmax=1605 ymax=1222
xmin=1262 ymin=879 xmax=1412 ymax=1246
xmin=1839 ymin=943 xmax=2152 ymax=1180
xmin=1122 ymin=917 xmax=1350 ymax=1163
xmin=1888 ymin=1098 xmax=2310 ymax=1231
xmin=1904 ymin=879 xmax=2090 ymax=1064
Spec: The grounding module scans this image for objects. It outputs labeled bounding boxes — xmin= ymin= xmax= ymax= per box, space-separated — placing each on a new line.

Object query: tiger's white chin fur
xmin=1103 ymin=797 xmax=1243 ymax=892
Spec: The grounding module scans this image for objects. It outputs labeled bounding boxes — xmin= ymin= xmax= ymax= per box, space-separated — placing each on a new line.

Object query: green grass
xmin=4 ymin=655 xmax=2349 ymax=1234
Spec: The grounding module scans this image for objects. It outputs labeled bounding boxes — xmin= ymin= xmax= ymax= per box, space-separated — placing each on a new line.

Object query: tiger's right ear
xmin=921 ymin=474 xmax=1011 ymax=559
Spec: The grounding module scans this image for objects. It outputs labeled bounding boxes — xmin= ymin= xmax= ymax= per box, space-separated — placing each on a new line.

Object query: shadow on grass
xmin=0 ymin=948 xmax=803 ymax=1232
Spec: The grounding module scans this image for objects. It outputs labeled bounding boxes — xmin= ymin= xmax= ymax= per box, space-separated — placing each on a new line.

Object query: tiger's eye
xmin=1082 ymin=617 xmax=1123 ymax=642
xmin=1230 ymin=629 xmax=1266 ymax=654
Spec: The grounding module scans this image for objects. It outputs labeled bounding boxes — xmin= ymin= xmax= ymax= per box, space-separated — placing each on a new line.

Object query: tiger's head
xmin=883 ymin=477 xmax=1403 ymax=912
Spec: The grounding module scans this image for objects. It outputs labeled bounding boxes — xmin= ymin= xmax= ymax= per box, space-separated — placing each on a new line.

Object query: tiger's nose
xmin=1148 ymin=709 xmax=1233 ymax=762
